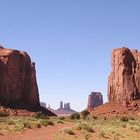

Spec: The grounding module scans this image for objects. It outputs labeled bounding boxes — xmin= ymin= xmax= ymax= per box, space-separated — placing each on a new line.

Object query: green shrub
xmin=23 ymin=122 xmax=32 ymax=129
xmin=8 ymin=120 xmax=16 ymax=125
xmin=120 ymin=116 xmax=134 ymax=122
xmin=57 ymin=120 xmax=64 ymax=124
xmin=80 ymin=110 xmax=90 ymax=120
xmin=35 ymin=123 xmax=41 ymax=128
xmin=77 ymin=123 xmax=94 ymax=133
xmin=63 ymin=128 xmax=74 ymax=135
xmin=93 ymin=116 xmax=98 ymax=120
xmin=85 ymin=133 xmax=91 ymax=140
xmin=34 ymin=112 xmax=49 ymax=119
xmin=59 ymin=117 xmax=65 ymax=120
xmin=0 ymin=111 xmax=9 ymax=117
xmin=130 ymin=125 xmax=140 ymax=132
xmin=41 ymin=120 xmax=54 ymax=127
xmin=99 ymin=130 xmax=106 ymax=138
xmin=120 ymin=116 xmax=129 ymax=122
xmin=70 ymin=112 xmax=80 ymax=120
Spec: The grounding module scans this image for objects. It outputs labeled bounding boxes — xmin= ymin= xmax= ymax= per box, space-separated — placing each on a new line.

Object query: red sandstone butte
xmin=108 ymin=47 xmax=140 ymax=102
xmin=0 ymin=47 xmax=39 ymax=109
xmin=87 ymin=92 xmax=103 ymax=110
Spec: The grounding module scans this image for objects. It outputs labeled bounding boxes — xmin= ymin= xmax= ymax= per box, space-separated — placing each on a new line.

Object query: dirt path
xmin=0 ymin=123 xmax=72 ymax=140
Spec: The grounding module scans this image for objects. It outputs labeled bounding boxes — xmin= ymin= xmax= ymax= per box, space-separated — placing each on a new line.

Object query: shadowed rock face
xmin=108 ymin=47 xmax=140 ymax=102
xmin=0 ymin=47 xmax=40 ymax=109
xmin=87 ymin=92 xmax=103 ymax=109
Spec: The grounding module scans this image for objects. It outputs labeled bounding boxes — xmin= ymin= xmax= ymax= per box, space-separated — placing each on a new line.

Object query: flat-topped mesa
xmin=108 ymin=47 xmax=140 ymax=102
xmin=87 ymin=92 xmax=103 ymax=110
xmin=0 ymin=47 xmax=40 ymax=109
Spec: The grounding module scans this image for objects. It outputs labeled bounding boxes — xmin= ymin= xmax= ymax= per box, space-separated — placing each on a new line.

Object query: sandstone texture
xmin=0 ymin=47 xmax=39 ymax=109
xmin=87 ymin=92 xmax=103 ymax=109
xmin=108 ymin=47 xmax=140 ymax=102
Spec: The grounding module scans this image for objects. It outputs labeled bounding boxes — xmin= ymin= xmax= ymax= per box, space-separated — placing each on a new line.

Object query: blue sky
xmin=0 ymin=0 xmax=140 ymax=111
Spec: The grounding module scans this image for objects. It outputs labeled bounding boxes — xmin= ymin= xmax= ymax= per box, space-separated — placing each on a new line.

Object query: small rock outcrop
xmin=108 ymin=47 xmax=140 ymax=102
xmin=87 ymin=92 xmax=103 ymax=109
xmin=0 ymin=47 xmax=39 ymax=109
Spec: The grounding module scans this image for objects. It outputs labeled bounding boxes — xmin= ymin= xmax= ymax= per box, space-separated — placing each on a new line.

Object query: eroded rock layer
xmin=87 ymin=92 xmax=103 ymax=109
xmin=0 ymin=47 xmax=40 ymax=109
xmin=108 ymin=47 xmax=140 ymax=102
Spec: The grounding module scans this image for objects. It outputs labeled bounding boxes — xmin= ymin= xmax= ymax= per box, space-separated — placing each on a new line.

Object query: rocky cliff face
xmin=0 ymin=47 xmax=40 ymax=109
xmin=108 ymin=47 xmax=140 ymax=102
xmin=87 ymin=92 xmax=103 ymax=109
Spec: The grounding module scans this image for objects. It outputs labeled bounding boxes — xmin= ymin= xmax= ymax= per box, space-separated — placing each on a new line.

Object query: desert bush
xmin=8 ymin=120 xmax=16 ymax=125
xmin=23 ymin=122 xmax=32 ymax=129
xmin=34 ymin=123 xmax=41 ymax=128
xmin=70 ymin=112 xmax=80 ymax=120
xmin=80 ymin=110 xmax=90 ymax=120
xmin=41 ymin=120 xmax=54 ymax=127
xmin=62 ymin=128 xmax=74 ymax=135
xmin=59 ymin=116 xmax=65 ymax=120
xmin=113 ymin=134 xmax=119 ymax=140
xmin=0 ymin=111 xmax=9 ymax=117
xmin=121 ymin=123 xmax=127 ymax=128
xmin=34 ymin=111 xmax=49 ymax=119
xmin=77 ymin=123 xmax=94 ymax=133
xmin=85 ymin=133 xmax=91 ymax=140
xmin=93 ymin=116 xmax=98 ymax=120
xmin=130 ymin=125 xmax=140 ymax=132
xmin=57 ymin=120 xmax=64 ymax=124
xmin=99 ymin=130 xmax=106 ymax=138
xmin=119 ymin=116 xmax=135 ymax=122
xmin=120 ymin=116 xmax=129 ymax=122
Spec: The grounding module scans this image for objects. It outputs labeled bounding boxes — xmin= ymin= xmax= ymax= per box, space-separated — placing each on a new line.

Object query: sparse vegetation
xmin=41 ymin=120 xmax=54 ymax=126
xmin=0 ymin=115 xmax=140 ymax=140
xmin=59 ymin=116 xmax=65 ymax=120
xmin=80 ymin=110 xmax=89 ymax=120
xmin=61 ymin=128 xmax=74 ymax=135
xmin=57 ymin=120 xmax=64 ymax=124
xmin=0 ymin=111 xmax=9 ymax=117
xmin=70 ymin=112 xmax=80 ymax=120
xmin=120 ymin=116 xmax=129 ymax=122
xmin=34 ymin=111 xmax=49 ymax=119
xmin=76 ymin=122 xmax=94 ymax=133
xmin=99 ymin=130 xmax=106 ymax=138
xmin=23 ymin=122 xmax=32 ymax=129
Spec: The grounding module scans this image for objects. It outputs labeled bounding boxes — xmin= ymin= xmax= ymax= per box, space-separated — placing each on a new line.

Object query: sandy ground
xmin=0 ymin=123 xmax=70 ymax=140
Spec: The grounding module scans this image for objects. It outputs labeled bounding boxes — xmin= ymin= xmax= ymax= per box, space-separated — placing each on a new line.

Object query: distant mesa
xmin=47 ymin=101 xmax=76 ymax=116
xmin=87 ymin=92 xmax=103 ymax=111
xmin=0 ymin=46 xmax=55 ymax=116
xmin=58 ymin=101 xmax=71 ymax=110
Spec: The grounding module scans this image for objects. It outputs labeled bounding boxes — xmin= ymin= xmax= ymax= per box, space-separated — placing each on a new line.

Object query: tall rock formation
xmin=0 ymin=47 xmax=40 ymax=109
xmin=87 ymin=92 xmax=103 ymax=109
xmin=60 ymin=101 xmax=63 ymax=109
xmin=64 ymin=103 xmax=70 ymax=110
xmin=108 ymin=47 xmax=140 ymax=102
